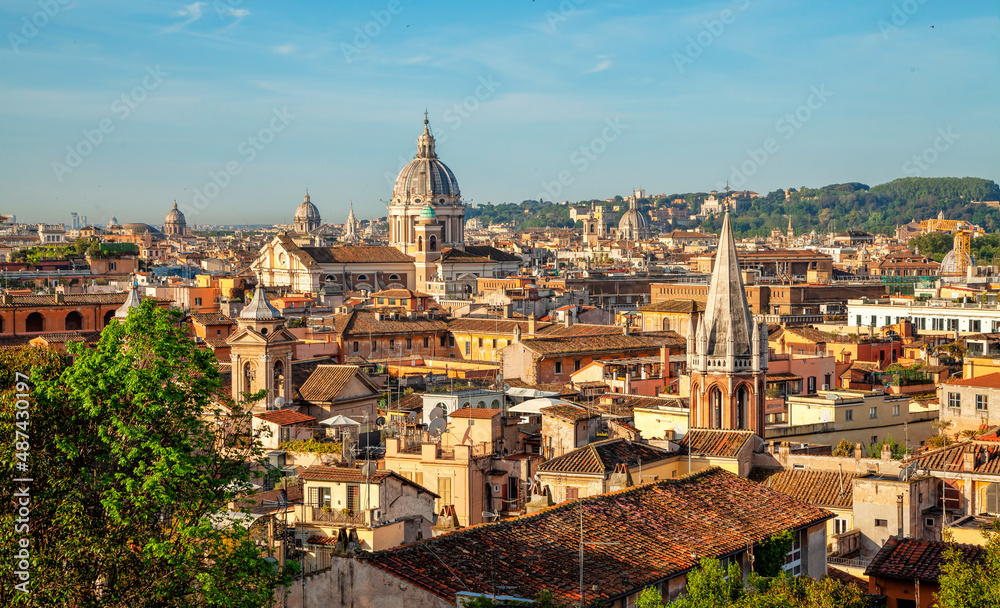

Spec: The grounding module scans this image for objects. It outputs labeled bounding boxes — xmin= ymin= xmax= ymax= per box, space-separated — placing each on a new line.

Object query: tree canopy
xmin=0 ymin=299 xmax=291 ymax=607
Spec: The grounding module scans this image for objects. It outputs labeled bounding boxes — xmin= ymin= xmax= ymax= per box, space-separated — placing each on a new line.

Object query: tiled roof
xmin=0 ymin=292 xmax=131 ymax=308
xmin=449 ymin=406 xmax=503 ymax=420
xmin=291 ymin=357 xmax=335 ymax=391
xmin=912 ymin=443 xmax=1000 ymax=475
xmin=189 ymin=311 xmax=235 ymax=326
xmin=254 ymin=410 xmax=316 ymax=426
xmin=372 ymin=288 xmax=432 ymax=299
xmin=826 ymin=566 xmax=866 ymax=589
xmin=335 ymin=310 xmax=449 ymax=336
xmin=363 ymin=467 xmax=833 ymax=605
xmin=300 ymin=245 xmax=413 ymax=264
xmin=945 ymin=372 xmax=1000 ymax=389
xmin=520 ymin=332 xmax=684 ymax=357
xmin=300 ymin=465 xmax=394 ymax=484
xmin=29 ymin=331 xmax=102 ymax=344
xmin=680 ymin=428 xmax=757 ymax=458
xmin=865 ymin=538 xmax=985 ymax=582
xmin=234 ymin=479 xmax=304 ymax=514
xmin=538 ymin=438 xmax=674 ymax=475
xmin=463 ymin=245 xmax=521 ymax=262
xmin=540 ymin=404 xmax=599 ymax=422
xmin=298 ymin=364 xmax=376 ymax=402
xmin=604 ymin=395 xmax=689 ymax=412
xmin=638 ymin=300 xmax=704 ymax=314
xmin=0 ymin=335 xmax=33 ymax=351
xmin=749 ymin=468 xmax=855 ymax=508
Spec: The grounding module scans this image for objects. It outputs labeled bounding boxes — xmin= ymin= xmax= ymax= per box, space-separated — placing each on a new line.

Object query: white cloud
xmin=164 ymin=2 xmax=206 ymax=33
xmin=584 ymin=57 xmax=612 ymax=74
xmin=227 ymin=8 xmax=250 ymax=18
xmin=272 ymin=43 xmax=297 ymax=55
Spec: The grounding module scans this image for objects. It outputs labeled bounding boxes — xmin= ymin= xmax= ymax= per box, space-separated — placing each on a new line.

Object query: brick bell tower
xmin=685 ymin=201 xmax=769 ymax=435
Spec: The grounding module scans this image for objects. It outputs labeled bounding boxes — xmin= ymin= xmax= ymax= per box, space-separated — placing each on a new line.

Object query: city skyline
xmin=2 ymin=0 xmax=997 ymax=225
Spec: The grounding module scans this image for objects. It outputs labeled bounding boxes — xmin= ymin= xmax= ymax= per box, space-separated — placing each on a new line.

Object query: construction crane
xmin=953 ymin=222 xmax=973 ymax=276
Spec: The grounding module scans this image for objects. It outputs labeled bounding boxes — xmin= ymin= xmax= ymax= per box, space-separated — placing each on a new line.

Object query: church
xmin=682 ymin=201 xmax=770 ymax=436
xmin=253 ymin=116 xmax=520 ymax=296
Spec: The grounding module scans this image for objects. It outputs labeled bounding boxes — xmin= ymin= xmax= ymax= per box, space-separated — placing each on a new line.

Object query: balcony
xmin=298 ymin=505 xmax=378 ymax=528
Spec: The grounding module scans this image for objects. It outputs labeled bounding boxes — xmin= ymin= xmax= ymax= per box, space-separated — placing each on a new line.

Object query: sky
xmin=1 ymin=0 xmax=998 ymax=227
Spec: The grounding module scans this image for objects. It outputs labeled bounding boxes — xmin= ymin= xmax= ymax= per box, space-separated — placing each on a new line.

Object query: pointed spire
xmin=240 ymin=275 xmax=282 ymax=321
xmin=115 ymin=277 xmax=142 ymax=319
xmin=701 ymin=205 xmax=754 ymax=361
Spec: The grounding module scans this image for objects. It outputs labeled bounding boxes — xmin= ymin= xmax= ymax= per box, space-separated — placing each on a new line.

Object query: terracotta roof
xmin=300 ymin=465 xmax=394 ymax=484
xmin=28 ymin=331 xmax=101 ymax=344
xmin=449 ymin=406 xmax=503 ymax=420
xmin=865 ymin=538 xmax=985 ymax=582
xmin=0 ymin=292 xmax=136 ymax=308
xmin=638 ymin=300 xmax=704 ymax=314
xmin=826 ymin=566 xmax=867 ymax=589
xmin=299 ymin=245 xmax=413 ymax=264
xmin=189 ymin=311 xmax=235 ymax=326
xmin=538 ymin=438 xmax=674 ymax=475
xmin=372 ymin=288 xmax=432 ymax=299
xmin=298 ymin=364 xmax=377 ymax=402
xmin=335 ymin=310 xmax=449 ymax=336
xmin=520 ymin=332 xmax=684 ymax=357
xmin=540 ymin=404 xmax=599 ymax=422
xmin=362 ymin=467 xmax=833 ymax=605
xmin=254 ymin=410 xmax=316 ymax=426
xmin=601 ymin=395 xmax=689 ymax=412
xmin=680 ymin=428 xmax=757 ymax=458
xmin=946 ymin=372 xmax=1000 ymax=389
xmin=913 ymin=443 xmax=1000 ymax=475
xmin=749 ymin=468 xmax=855 ymax=508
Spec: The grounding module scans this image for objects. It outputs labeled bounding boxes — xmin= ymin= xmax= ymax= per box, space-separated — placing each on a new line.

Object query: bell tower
xmin=414 ymin=205 xmax=444 ymax=291
xmin=685 ymin=202 xmax=768 ymax=435
xmin=226 ymin=280 xmax=296 ymax=407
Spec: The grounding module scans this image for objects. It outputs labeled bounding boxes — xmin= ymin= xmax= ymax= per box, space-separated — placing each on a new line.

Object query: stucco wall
xmin=281 ymin=557 xmax=452 ymax=608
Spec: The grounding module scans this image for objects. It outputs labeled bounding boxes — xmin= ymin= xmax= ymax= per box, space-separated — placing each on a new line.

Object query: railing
xmin=827 ymin=556 xmax=871 ymax=569
xmin=309 ymin=506 xmax=368 ymax=527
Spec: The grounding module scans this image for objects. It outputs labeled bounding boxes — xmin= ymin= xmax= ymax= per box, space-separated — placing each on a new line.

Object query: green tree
xmin=937 ymin=521 xmax=1000 ymax=608
xmin=832 ymin=439 xmax=854 ymax=457
xmin=0 ymin=300 xmax=292 ymax=607
xmin=637 ymin=586 xmax=665 ymax=608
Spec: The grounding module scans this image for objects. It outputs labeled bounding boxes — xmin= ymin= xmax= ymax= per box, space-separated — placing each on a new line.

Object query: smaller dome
xmin=295 ymin=192 xmax=321 ymax=224
xmin=165 ymin=201 xmax=186 ymax=224
xmin=420 ymin=205 xmax=437 ymax=219
xmin=240 ymin=282 xmax=282 ymax=321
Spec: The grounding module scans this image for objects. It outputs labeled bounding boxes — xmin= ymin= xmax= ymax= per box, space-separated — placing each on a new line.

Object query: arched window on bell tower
xmin=243 ymin=360 xmax=256 ymax=395
xmin=709 ymin=387 xmax=723 ymax=429
xmin=735 ymin=385 xmax=750 ymax=430
xmin=273 ymin=359 xmax=285 ymax=397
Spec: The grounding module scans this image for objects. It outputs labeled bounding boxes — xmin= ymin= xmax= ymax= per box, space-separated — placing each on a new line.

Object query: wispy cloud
xmin=272 ymin=43 xmax=297 ymax=55
xmin=585 ymin=56 xmax=612 ymax=74
xmin=163 ymin=2 xmax=206 ymax=34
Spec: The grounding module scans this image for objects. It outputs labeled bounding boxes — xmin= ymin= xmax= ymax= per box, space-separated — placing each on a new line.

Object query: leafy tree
xmin=908 ymin=232 xmax=954 ymax=262
xmin=755 ymin=529 xmax=794 ymax=577
xmin=637 ymin=586 xmax=665 ymax=608
xmin=937 ymin=520 xmax=1000 ymax=608
xmin=867 ymin=434 xmax=908 ymax=459
xmin=832 ymin=439 xmax=854 ymax=458
xmin=0 ymin=300 xmax=292 ymax=607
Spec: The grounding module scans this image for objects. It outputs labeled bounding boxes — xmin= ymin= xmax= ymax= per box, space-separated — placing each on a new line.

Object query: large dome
xmin=295 ymin=192 xmax=321 ymax=222
xmin=392 ymin=118 xmax=460 ymax=206
xmin=165 ymin=201 xmax=186 ymax=224
xmin=618 ymin=199 xmax=652 ymax=241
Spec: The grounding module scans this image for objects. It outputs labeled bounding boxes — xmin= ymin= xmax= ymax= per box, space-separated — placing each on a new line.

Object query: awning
xmin=319 ymin=414 xmax=361 ymax=427
xmin=506 ymin=387 xmax=560 ymax=399
xmin=508 ymin=397 xmax=579 ymax=415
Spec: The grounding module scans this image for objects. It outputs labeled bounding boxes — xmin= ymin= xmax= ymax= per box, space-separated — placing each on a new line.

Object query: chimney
xmin=54 ymin=292 xmax=64 ymax=304
xmin=503 ymin=304 xmax=512 ymax=319
xmin=564 ymin=310 xmax=573 ymax=328
xmin=854 ymin=443 xmax=863 ymax=461
xmin=528 ymin=313 xmax=536 ymax=336
xmin=897 ymin=494 xmax=904 ymax=541
xmin=963 ymin=447 xmax=976 ymax=472
xmin=623 ymin=322 xmax=630 ymax=336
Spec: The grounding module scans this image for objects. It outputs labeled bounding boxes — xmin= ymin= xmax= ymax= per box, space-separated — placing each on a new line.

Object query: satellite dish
xmin=376 ymin=416 xmax=386 ymax=426
xmin=272 ymin=396 xmax=285 ymax=410
xmin=428 ymin=418 xmax=447 ymax=437
xmin=503 ymin=383 xmax=511 ymax=392
xmin=481 ymin=511 xmax=499 ymax=521
xmin=429 ymin=406 xmax=445 ymax=421
xmin=361 ymin=461 xmax=377 ymax=477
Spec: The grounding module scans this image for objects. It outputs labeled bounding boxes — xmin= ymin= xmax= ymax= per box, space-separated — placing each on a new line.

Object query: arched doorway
xmin=103 ymin=310 xmax=115 ymax=327
xmin=65 ymin=311 xmax=83 ymax=331
xmin=25 ymin=312 xmax=44 ymax=333
xmin=708 ymin=387 xmax=724 ymax=429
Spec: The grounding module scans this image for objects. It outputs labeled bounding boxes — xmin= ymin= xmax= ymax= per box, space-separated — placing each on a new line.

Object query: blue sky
xmin=1 ymin=0 xmax=997 ymax=226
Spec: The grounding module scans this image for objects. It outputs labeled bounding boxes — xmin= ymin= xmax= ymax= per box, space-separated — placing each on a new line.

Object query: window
xmin=834 ymin=518 xmax=849 ymax=536
xmin=869 ymin=406 xmax=878 ymax=419
xmin=441 ymin=335 xmax=448 ymax=347
xmin=574 ymin=359 xmax=582 ymax=371
xmin=406 ymin=337 xmax=412 ymax=349
xmin=308 ymin=486 xmax=332 ymax=508
xmin=465 ymin=341 xmax=471 ymax=356
xmin=871 ymin=435 xmax=878 ymax=445
xmin=807 ymin=377 xmax=816 ymax=393
xmin=353 ymin=341 xmax=359 ymax=352
xmin=948 ymin=392 xmax=961 ymax=410
xmin=346 ymin=485 xmax=360 ymax=514
xmin=492 ymin=339 xmax=497 ymax=349
xmin=782 ymin=531 xmax=802 ymax=576
xmin=449 ymin=336 xmax=455 ymax=347
xmin=565 ymin=487 xmax=579 ymax=500
xmin=984 ymin=483 xmax=1000 ymax=515
xmin=109 ymin=261 xmax=116 ymax=271
xmin=554 ymin=361 xmax=563 ymax=374
xmin=977 ymin=394 xmax=988 ymax=411
xmin=437 ymin=477 xmax=453 ymax=510
xmin=423 ymin=337 xmax=429 ymax=348
xmin=926 ymin=518 xmax=936 ymax=528
xmin=478 ymin=338 xmax=483 ymax=348
xmin=194 ymin=297 xmax=202 ymax=306
xmin=389 ymin=339 xmax=395 ymax=350
xmin=875 ymin=519 xmax=888 ymax=527
xmin=845 ymin=409 xmax=853 ymax=422
xmin=280 ymin=426 xmax=290 ymax=443
xmin=893 ymin=404 xmax=900 ymax=416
